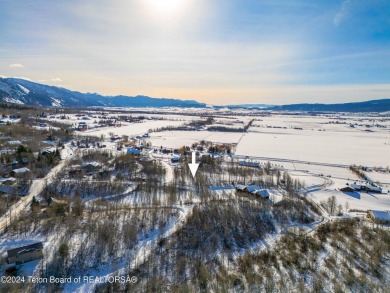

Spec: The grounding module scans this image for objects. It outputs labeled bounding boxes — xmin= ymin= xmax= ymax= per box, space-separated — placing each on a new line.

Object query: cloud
xmin=9 ymin=63 xmax=24 ymax=68
xmin=13 ymin=76 xmax=31 ymax=81
xmin=51 ymin=78 xmax=62 ymax=82
xmin=334 ymin=0 xmax=351 ymax=26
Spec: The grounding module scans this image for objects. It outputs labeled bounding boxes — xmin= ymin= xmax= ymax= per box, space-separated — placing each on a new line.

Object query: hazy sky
xmin=1 ymin=0 xmax=389 ymax=104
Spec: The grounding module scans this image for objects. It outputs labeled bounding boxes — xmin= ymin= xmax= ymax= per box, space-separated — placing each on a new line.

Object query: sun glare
xmin=147 ymin=0 xmax=185 ymax=15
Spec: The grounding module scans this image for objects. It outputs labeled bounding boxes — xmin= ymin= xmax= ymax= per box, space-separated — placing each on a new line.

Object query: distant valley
xmin=1 ymin=77 xmax=390 ymax=112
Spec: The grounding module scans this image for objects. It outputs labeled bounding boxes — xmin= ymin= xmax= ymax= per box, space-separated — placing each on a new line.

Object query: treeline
xmin=349 ymin=165 xmax=368 ymax=180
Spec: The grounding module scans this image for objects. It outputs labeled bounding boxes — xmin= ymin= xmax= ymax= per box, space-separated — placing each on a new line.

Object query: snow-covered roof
xmin=239 ymin=160 xmax=260 ymax=167
xmin=127 ymin=147 xmax=141 ymax=155
xmin=7 ymin=140 xmax=22 ymax=145
xmin=12 ymin=167 xmax=30 ymax=173
xmin=367 ymin=185 xmax=382 ymax=192
xmin=0 ymin=177 xmax=16 ymax=184
xmin=0 ymin=149 xmax=13 ymax=154
xmin=245 ymin=185 xmax=261 ymax=193
xmin=7 ymin=242 xmax=43 ymax=258
xmin=370 ymin=210 xmax=390 ymax=221
xmin=81 ymin=161 xmax=101 ymax=167
xmin=252 ymin=189 xmax=271 ymax=198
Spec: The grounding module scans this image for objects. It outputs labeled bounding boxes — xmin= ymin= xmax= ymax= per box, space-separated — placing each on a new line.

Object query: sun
xmin=147 ymin=0 xmax=185 ymax=15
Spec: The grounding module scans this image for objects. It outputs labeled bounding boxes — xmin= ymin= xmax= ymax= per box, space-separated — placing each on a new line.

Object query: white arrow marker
xmin=188 ymin=151 xmax=200 ymax=178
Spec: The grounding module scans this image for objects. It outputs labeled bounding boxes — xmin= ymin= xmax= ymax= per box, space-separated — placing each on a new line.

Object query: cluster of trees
xmin=112 ymin=217 xmax=390 ymax=293
xmin=350 ymin=165 xmax=368 ymax=180
xmin=5 ymin=205 xmax=178 ymax=292
xmin=320 ymin=195 xmax=346 ymax=216
xmin=42 ymin=179 xmax=126 ymax=200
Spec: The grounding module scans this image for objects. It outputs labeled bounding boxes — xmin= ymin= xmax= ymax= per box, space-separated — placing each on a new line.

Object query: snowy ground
xmin=307 ymin=189 xmax=390 ymax=211
xmin=148 ymin=131 xmax=244 ymax=148
xmin=235 ymin=128 xmax=390 ymax=167
xmin=83 ymin=120 xmax=184 ymax=138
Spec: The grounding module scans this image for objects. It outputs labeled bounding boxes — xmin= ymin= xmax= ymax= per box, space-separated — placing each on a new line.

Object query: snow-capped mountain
xmin=0 ymin=77 xmax=206 ymax=108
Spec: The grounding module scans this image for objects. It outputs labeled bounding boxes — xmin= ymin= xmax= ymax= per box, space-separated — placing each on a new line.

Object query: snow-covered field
xmin=308 ymin=189 xmax=390 ymax=211
xmin=365 ymin=171 xmax=390 ymax=184
xmin=235 ymin=127 xmax=389 ymax=167
xmin=148 ymin=131 xmax=244 ymax=148
xmin=83 ymin=120 xmax=184 ymax=138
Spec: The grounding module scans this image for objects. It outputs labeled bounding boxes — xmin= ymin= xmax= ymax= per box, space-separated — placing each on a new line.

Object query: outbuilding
xmin=252 ymin=189 xmax=271 ymax=199
xmin=10 ymin=167 xmax=30 ymax=177
xmin=127 ymin=147 xmax=141 ymax=155
xmin=7 ymin=242 xmax=43 ymax=265
xmin=369 ymin=210 xmax=390 ymax=224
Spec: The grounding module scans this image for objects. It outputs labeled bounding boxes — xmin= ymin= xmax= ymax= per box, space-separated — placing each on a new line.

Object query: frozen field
xmin=83 ymin=120 xmax=184 ymax=138
xmin=365 ymin=171 xmax=390 ymax=184
xmin=308 ymin=189 xmax=390 ymax=211
xmin=148 ymin=131 xmax=244 ymax=148
xmin=235 ymin=128 xmax=389 ymax=167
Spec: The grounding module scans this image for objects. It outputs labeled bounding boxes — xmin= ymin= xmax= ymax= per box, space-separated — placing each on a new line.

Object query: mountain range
xmin=1 ymin=77 xmax=389 ymax=112
xmin=265 ymin=100 xmax=390 ymax=113
xmin=0 ymin=77 xmax=205 ymax=108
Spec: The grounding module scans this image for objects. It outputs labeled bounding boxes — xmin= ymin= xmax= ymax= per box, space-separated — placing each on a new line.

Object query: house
xmin=78 ymin=122 xmax=88 ymax=130
xmin=81 ymin=162 xmax=101 ymax=173
xmin=252 ymin=189 xmax=271 ymax=199
xmin=171 ymin=156 xmax=180 ymax=163
xmin=368 ymin=210 xmax=390 ymax=224
xmin=239 ymin=160 xmax=260 ymax=168
xmin=0 ymin=177 xmax=16 ymax=185
xmin=244 ymin=185 xmax=261 ymax=193
xmin=350 ymin=182 xmax=382 ymax=193
xmin=7 ymin=242 xmax=43 ymax=264
xmin=0 ymin=149 xmax=14 ymax=155
xmin=41 ymin=149 xmax=53 ymax=156
xmin=7 ymin=140 xmax=22 ymax=146
xmin=10 ymin=167 xmax=30 ymax=177
xmin=235 ymin=185 xmax=246 ymax=192
xmin=340 ymin=186 xmax=356 ymax=192
xmin=68 ymin=168 xmax=84 ymax=178
xmin=366 ymin=184 xmax=382 ymax=193
xmin=32 ymin=196 xmax=49 ymax=207
xmin=127 ymin=147 xmax=141 ymax=156
xmin=0 ymin=184 xmax=28 ymax=196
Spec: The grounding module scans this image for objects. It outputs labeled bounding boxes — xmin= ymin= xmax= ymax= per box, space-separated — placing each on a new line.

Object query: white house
xmin=351 ymin=182 xmax=364 ymax=190
xmin=367 ymin=184 xmax=382 ymax=193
